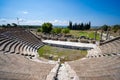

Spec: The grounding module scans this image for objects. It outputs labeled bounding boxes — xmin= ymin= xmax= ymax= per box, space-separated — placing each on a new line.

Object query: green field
xmin=70 ymin=30 xmax=100 ymax=40
xmin=38 ymin=45 xmax=87 ymax=62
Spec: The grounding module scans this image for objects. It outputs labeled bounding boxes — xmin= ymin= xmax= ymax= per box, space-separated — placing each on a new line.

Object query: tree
xmin=62 ymin=28 xmax=70 ymax=34
xmin=52 ymin=28 xmax=62 ymax=34
xmin=81 ymin=23 xmax=84 ymax=30
xmin=112 ymin=25 xmax=120 ymax=33
xmin=101 ymin=25 xmax=109 ymax=31
xmin=7 ymin=24 xmax=11 ymax=28
xmin=2 ymin=24 xmax=6 ymax=28
xmin=68 ymin=21 xmax=72 ymax=29
xmin=12 ymin=23 xmax=17 ymax=27
xmin=84 ymin=22 xmax=91 ymax=30
xmin=73 ymin=23 xmax=77 ymax=30
xmin=87 ymin=21 xmax=91 ymax=30
xmin=41 ymin=22 xmax=53 ymax=33
xmin=68 ymin=21 xmax=91 ymax=30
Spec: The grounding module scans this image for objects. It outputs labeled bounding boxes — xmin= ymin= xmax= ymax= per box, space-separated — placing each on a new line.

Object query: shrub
xmin=62 ymin=28 xmax=70 ymax=34
xmin=37 ymin=28 xmax=41 ymax=32
xmin=51 ymin=28 xmax=62 ymax=34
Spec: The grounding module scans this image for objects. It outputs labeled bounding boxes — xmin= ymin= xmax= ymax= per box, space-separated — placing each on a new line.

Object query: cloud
xmin=0 ymin=18 xmax=6 ymax=22
xmin=25 ymin=20 xmax=43 ymax=25
xmin=50 ymin=20 xmax=68 ymax=25
xmin=0 ymin=18 xmax=68 ymax=25
xmin=0 ymin=18 xmax=26 ymax=25
xmin=23 ymin=19 xmax=68 ymax=25
xmin=0 ymin=18 xmax=16 ymax=25
xmin=22 ymin=11 xmax=28 ymax=14
xmin=18 ymin=18 xmax=26 ymax=22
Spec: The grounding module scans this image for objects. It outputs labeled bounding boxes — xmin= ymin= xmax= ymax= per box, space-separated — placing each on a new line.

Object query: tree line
xmin=37 ymin=22 xmax=70 ymax=34
xmin=100 ymin=24 xmax=120 ymax=33
xmin=68 ymin=21 xmax=91 ymax=30
xmin=0 ymin=23 xmax=40 ymax=28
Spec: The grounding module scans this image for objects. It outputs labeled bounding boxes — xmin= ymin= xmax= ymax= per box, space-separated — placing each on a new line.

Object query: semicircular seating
xmin=0 ymin=27 xmax=44 ymax=58
xmin=87 ymin=37 xmax=120 ymax=58
xmin=0 ymin=27 xmax=120 ymax=80
xmin=67 ymin=37 xmax=120 ymax=80
xmin=0 ymin=52 xmax=55 ymax=80
xmin=68 ymin=55 xmax=120 ymax=80
xmin=0 ymin=27 xmax=56 ymax=80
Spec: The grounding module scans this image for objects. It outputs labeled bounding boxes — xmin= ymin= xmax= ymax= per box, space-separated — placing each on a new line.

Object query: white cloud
xmin=50 ymin=20 xmax=68 ymax=25
xmin=18 ymin=18 xmax=26 ymax=22
xmin=22 ymin=11 xmax=28 ymax=14
xmin=25 ymin=20 xmax=43 ymax=25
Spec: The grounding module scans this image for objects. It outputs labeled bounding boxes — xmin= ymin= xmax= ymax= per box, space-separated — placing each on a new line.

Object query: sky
xmin=0 ymin=0 xmax=120 ymax=26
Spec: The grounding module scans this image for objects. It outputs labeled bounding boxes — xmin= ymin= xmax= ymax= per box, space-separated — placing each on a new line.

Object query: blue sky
xmin=0 ymin=0 xmax=120 ymax=26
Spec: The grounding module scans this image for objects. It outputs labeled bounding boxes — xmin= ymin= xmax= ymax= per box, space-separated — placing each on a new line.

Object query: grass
xmin=70 ymin=30 xmax=100 ymax=40
xmin=38 ymin=45 xmax=87 ymax=62
xmin=35 ymin=29 xmax=100 ymax=40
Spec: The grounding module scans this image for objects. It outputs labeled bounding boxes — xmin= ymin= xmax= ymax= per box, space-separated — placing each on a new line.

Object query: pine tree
xmin=68 ymin=21 xmax=72 ymax=29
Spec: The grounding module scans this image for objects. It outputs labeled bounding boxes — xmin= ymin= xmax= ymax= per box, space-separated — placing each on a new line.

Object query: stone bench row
xmin=87 ymin=37 xmax=120 ymax=58
xmin=68 ymin=55 xmax=120 ymax=80
xmin=0 ymin=35 xmax=42 ymax=59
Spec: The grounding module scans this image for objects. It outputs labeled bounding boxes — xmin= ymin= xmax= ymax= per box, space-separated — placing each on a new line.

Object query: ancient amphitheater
xmin=0 ymin=27 xmax=120 ymax=80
